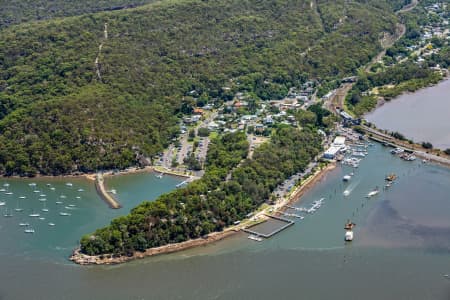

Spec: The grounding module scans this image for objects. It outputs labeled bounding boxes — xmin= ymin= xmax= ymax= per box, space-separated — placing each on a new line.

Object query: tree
xmin=422 ymin=142 xmax=433 ymax=149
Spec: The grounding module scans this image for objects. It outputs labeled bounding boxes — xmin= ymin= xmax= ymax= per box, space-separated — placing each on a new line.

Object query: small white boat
xmin=343 ymin=175 xmax=352 ymax=181
xmin=65 ymin=183 xmax=73 ymax=187
xmin=14 ymin=208 xmax=23 ymax=212
xmin=107 ymin=189 xmax=117 ymax=195
xmin=38 ymin=198 xmax=47 ymax=202
xmin=24 ymin=228 xmax=35 ymax=233
xmin=29 ymin=183 xmax=37 ymax=187
xmin=0 ymin=202 xmax=5 ymax=206
xmin=48 ymin=223 xmax=56 ymax=226
xmin=19 ymin=222 xmax=30 ymax=226
xmin=3 ymin=183 xmax=9 ymax=187
xmin=29 ymin=212 xmax=40 ymax=217
xmin=0 ymin=188 xmax=5 ymax=192
xmin=59 ymin=212 xmax=71 ymax=216
xmin=77 ymin=188 xmax=84 ymax=192
xmin=366 ymin=189 xmax=379 ymax=198
xmin=33 ymin=190 xmax=40 ymax=193
xmin=60 ymin=195 xmax=66 ymax=198
xmin=345 ymin=230 xmax=354 ymax=241
xmin=5 ymin=192 xmax=13 ymax=195
xmin=55 ymin=201 xmax=63 ymax=204
xmin=76 ymin=196 xmax=81 ymax=199
xmin=343 ymin=190 xmax=350 ymax=196
xmin=39 ymin=194 xmax=46 ymax=197
xmin=39 ymin=217 xmax=45 ymax=220
xmin=68 ymin=204 xmax=76 ymax=207
xmin=248 ymin=235 xmax=263 ymax=242
xmin=19 ymin=196 xmax=26 ymax=199
xmin=50 ymin=187 xmax=56 ymax=191
xmin=41 ymin=208 xmax=49 ymax=212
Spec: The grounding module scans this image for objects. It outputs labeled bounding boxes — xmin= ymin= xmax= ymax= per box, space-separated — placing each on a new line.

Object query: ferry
xmin=248 ymin=235 xmax=263 ymax=242
xmin=24 ymin=228 xmax=35 ymax=234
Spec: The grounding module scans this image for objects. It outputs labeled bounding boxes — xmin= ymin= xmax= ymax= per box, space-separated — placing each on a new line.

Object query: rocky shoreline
xmin=70 ymin=229 xmax=237 ymax=265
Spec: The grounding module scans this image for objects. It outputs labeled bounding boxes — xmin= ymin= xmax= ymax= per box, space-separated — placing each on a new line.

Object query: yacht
xmin=5 ymin=192 xmax=13 ymax=195
xmin=39 ymin=198 xmax=47 ymax=202
xmin=0 ymin=201 xmax=5 ymax=206
xmin=0 ymin=188 xmax=5 ymax=192
xmin=3 ymin=208 xmax=13 ymax=217
xmin=39 ymin=217 xmax=45 ymax=220
xmin=29 ymin=212 xmax=40 ymax=217
xmin=19 ymin=222 xmax=30 ymax=226
xmin=55 ymin=201 xmax=63 ymax=204
xmin=24 ymin=228 xmax=35 ymax=233
xmin=19 ymin=196 xmax=26 ymax=199
xmin=59 ymin=212 xmax=71 ymax=216
xmin=39 ymin=194 xmax=46 ymax=197
xmin=48 ymin=222 xmax=56 ymax=226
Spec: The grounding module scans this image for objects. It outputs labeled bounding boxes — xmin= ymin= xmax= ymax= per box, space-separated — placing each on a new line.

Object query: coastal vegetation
xmin=0 ymin=0 xmax=400 ymax=176
xmin=80 ymin=126 xmax=322 ymax=256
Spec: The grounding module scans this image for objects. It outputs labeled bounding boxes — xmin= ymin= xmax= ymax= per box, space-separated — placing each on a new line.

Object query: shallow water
xmin=1 ymin=145 xmax=450 ymax=299
xmin=365 ymin=79 xmax=450 ymax=149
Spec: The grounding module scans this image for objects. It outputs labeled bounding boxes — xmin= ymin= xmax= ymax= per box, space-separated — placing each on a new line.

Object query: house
xmin=193 ymin=108 xmax=204 ymax=115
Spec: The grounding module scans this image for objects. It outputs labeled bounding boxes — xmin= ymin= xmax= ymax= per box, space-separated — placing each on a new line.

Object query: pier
xmin=95 ymin=173 xmax=122 ymax=209
xmin=242 ymin=214 xmax=294 ymax=238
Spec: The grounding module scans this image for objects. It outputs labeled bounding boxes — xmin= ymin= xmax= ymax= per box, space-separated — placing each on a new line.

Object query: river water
xmin=365 ymin=79 xmax=450 ymax=149
xmin=1 ymin=145 xmax=450 ymax=299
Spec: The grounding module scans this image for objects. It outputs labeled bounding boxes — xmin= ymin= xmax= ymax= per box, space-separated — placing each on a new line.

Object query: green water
xmin=1 ymin=145 xmax=450 ymax=299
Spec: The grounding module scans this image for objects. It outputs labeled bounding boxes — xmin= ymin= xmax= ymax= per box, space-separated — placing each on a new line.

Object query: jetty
xmin=95 ymin=173 xmax=122 ymax=209
xmin=242 ymin=214 xmax=294 ymax=238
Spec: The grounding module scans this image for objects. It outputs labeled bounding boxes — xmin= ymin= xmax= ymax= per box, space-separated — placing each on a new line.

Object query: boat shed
xmin=323 ymin=146 xmax=341 ymax=159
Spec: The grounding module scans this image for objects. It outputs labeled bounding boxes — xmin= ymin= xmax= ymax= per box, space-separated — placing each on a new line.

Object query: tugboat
xmin=344 ymin=220 xmax=355 ymax=242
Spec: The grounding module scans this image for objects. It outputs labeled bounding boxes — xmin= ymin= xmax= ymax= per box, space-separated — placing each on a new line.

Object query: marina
xmin=0 ymin=143 xmax=450 ymax=298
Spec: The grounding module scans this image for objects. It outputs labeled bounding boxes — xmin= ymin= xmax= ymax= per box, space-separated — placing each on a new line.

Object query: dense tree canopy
xmin=0 ymin=0 xmax=399 ymax=175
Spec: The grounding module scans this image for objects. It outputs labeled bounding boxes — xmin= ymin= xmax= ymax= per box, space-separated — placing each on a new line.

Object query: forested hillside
xmin=0 ymin=0 xmax=157 ymax=28
xmin=0 ymin=0 xmax=400 ymax=175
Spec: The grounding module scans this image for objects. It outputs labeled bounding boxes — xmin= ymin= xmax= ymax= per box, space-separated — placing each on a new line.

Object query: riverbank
xmin=70 ymin=161 xmax=337 ymax=265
